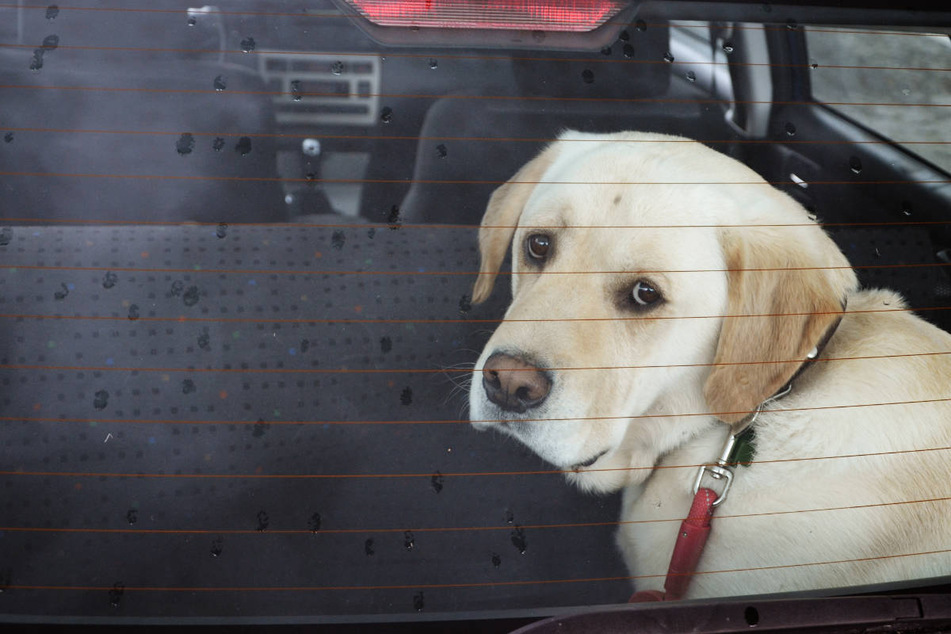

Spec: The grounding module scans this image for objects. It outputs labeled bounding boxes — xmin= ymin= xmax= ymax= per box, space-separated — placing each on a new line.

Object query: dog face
xmin=469 ymin=131 xmax=857 ymax=493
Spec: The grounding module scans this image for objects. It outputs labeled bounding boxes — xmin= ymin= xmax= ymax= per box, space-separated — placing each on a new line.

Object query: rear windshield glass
xmin=2 ymin=0 xmax=950 ymax=625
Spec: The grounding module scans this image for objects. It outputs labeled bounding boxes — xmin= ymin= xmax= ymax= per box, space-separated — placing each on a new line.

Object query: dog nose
xmin=482 ymin=353 xmax=551 ymax=413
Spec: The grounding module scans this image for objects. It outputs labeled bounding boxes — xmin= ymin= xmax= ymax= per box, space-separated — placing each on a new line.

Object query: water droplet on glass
xmin=873 ymin=247 xmax=881 ymax=258
xmin=308 ymin=512 xmax=322 ymax=533
xmin=46 ymin=5 xmax=59 ymax=20
xmin=849 ymin=156 xmax=863 ymax=174
xmin=380 ymin=106 xmax=393 ymax=124
xmin=240 ymin=36 xmax=256 ymax=53
xmin=182 ymin=379 xmax=196 ymax=394
xmin=581 ymin=69 xmax=594 ymax=84
xmin=686 ymin=70 xmax=696 ymax=82
xmin=213 ymin=75 xmax=226 ymax=91
xmin=600 ymin=46 xmax=612 ymax=56
xmin=183 ymin=285 xmax=200 ymax=306
xmin=504 ymin=509 xmax=514 ymax=524
xmin=187 ymin=15 xmax=197 ymax=26
xmin=29 ymin=49 xmax=44 ymax=71
xmin=807 ymin=213 xmax=818 ymax=222
xmin=212 ymin=137 xmax=225 ymax=151
xmin=235 ymin=136 xmax=252 ymax=156
xmin=93 ymin=390 xmax=109 ymax=410
xmin=901 ymin=87 xmax=911 ymax=96
xmin=42 ymin=34 xmax=59 ymax=51
xmin=722 ymin=42 xmax=734 ymax=54
xmin=364 ymin=538 xmax=375 ymax=556
xmin=635 ymin=19 xmax=647 ymax=31
xmin=330 ymin=60 xmax=344 ymax=75
xmin=458 ymin=294 xmax=471 ymax=314
xmin=786 ymin=19 xmax=798 ymax=30
xmin=176 ymin=133 xmax=195 ymax=155
xmin=332 ymin=230 xmax=345 ymax=249
xmin=210 ymin=537 xmax=223 ymax=557
xmin=291 ymin=79 xmax=303 ymax=101
xmin=809 ymin=59 xmax=819 ymax=69
xmin=900 ymin=202 xmax=912 ymax=217
xmin=127 ymin=304 xmax=140 ymax=321
xmin=126 ymin=509 xmax=137 ymax=525
xmin=428 ymin=57 xmax=438 ymax=70
xmin=435 ymin=143 xmax=447 ymax=159
xmin=102 ymin=271 xmax=118 ymax=288
xmin=413 ymin=591 xmax=424 ymax=612
xmin=491 ymin=553 xmax=501 ymax=567
xmin=109 ymin=583 xmax=124 ymax=608
xmin=510 ymin=525 xmax=527 ymax=554
xmin=618 ymin=29 xmax=629 ymax=42
xmin=252 ymin=419 xmax=269 ymax=438
xmin=216 ymin=223 xmax=228 ymax=238
xmin=622 ymin=43 xmax=634 ymax=59
xmin=380 ymin=336 xmax=392 ymax=353
xmin=404 ymin=530 xmax=415 ymax=551
xmin=255 ymin=510 xmax=269 ymax=532
xmin=663 ymin=52 xmax=674 ymax=63
xmin=400 ymin=386 xmax=413 ymax=405
xmin=3 ymin=132 xmax=12 ymax=143
xmin=387 ymin=204 xmax=402 ymax=229
xmin=430 ymin=471 xmax=444 ymax=493
xmin=784 ymin=121 xmax=796 ymax=136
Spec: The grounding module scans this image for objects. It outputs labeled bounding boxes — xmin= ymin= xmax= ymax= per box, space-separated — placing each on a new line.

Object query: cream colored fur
xmin=469 ymin=130 xmax=951 ymax=598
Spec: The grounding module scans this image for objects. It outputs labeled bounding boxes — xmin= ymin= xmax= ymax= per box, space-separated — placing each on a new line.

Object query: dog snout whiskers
xmin=482 ymin=352 xmax=552 ymax=413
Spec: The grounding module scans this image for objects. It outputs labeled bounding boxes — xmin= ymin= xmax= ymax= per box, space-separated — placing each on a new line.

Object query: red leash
xmin=628 ymin=424 xmax=756 ymax=602
xmin=629 ymin=487 xmax=718 ymax=602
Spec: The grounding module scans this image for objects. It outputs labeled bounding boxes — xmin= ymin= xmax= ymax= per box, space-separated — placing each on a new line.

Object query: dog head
xmin=468 ymin=130 xmax=857 ymax=493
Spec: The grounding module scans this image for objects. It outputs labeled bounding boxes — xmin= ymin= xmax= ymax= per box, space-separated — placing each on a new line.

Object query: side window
xmin=805 ymin=26 xmax=951 ymax=173
xmin=668 ymin=21 xmax=734 ymax=109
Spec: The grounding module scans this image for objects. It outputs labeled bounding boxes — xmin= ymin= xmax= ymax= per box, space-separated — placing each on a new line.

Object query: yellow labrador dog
xmin=469 ymin=130 xmax=951 ymax=599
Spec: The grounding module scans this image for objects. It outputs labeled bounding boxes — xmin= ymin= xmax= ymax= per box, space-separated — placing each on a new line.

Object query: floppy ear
xmin=471 ymin=143 xmax=561 ymax=304
xmin=704 ymin=222 xmax=857 ymax=425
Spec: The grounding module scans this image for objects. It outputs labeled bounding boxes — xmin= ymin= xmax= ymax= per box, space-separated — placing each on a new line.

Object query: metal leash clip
xmin=692 ymin=432 xmax=738 ymax=508
xmin=693 ymin=383 xmax=793 ymax=507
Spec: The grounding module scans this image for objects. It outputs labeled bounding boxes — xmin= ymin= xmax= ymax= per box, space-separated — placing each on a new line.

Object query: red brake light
xmin=342 ymin=0 xmax=628 ymax=33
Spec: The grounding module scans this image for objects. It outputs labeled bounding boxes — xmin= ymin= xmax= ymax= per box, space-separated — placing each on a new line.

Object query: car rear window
xmin=1 ymin=0 xmax=950 ymax=626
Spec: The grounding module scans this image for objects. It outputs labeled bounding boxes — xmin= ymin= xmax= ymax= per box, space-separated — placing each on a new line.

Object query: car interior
xmin=1 ymin=0 xmax=950 ymax=631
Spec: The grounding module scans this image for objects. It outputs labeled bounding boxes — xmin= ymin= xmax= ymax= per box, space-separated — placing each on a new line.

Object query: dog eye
xmin=526 ymin=234 xmax=551 ymax=260
xmin=631 ymin=280 xmax=661 ymax=306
